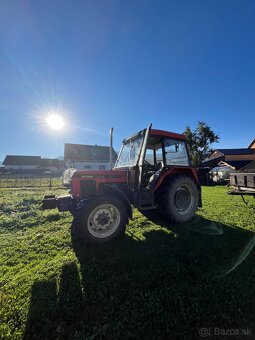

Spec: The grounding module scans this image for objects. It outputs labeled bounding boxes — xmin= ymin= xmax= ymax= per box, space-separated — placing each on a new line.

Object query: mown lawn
xmin=0 ymin=186 xmax=255 ymax=339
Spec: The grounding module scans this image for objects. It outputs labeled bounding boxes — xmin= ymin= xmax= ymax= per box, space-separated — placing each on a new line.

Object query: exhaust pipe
xmin=110 ymin=127 xmax=113 ymax=169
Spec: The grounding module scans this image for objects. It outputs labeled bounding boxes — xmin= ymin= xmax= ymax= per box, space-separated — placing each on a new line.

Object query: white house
xmin=64 ymin=143 xmax=118 ymax=170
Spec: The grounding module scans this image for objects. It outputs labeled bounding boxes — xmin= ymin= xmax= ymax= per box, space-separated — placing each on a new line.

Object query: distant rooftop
xmin=219 ymin=160 xmax=252 ymax=169
xmin=64 ymin=143 xmax=117 ymax=162
xmin=3 ymin=155 xmax=41 ymax=166
xmin=212 ymin=148 xmax=255 ymax=156
xmin=248 ymin=138 xmax=255 ymax=149
xmin=3 ymin=155 xmax=64 ymax=167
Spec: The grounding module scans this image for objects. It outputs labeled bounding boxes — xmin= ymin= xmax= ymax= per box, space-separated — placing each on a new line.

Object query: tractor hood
xmin=71 ymin=169 xmax=128 ymax=197
xmin=72 ymin=169 xmax=128 ymax=179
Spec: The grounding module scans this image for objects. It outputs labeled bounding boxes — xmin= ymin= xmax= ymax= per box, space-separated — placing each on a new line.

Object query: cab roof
xmin=123 ymin=128 xmax=186 ymax=143
xmin=150 ymin=129 xmax=186 ymax=140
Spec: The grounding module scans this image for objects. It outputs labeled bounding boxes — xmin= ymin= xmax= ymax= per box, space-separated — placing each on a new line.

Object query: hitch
xmin=43 ymin=195 xmax=72 ymax=212
xmin=43 ymin=195 xmax=57 ymax=209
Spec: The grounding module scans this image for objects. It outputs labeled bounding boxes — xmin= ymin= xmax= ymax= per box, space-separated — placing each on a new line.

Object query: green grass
xmin=0 ymin=186 xmax=255 ymax=339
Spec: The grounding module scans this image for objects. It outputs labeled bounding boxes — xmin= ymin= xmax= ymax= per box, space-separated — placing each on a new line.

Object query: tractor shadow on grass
xmin=23 ymin=262 xmax=84 ymax=340
xmin=139 ymin=211 xmax=255 ymax=279
xmin=71 ymin=214 xmax=255 ymax=338
xmin=24 ymin=215 xmax=255 ymax=339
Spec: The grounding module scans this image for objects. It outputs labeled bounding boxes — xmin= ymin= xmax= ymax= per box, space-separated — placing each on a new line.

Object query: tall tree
xmin=184 ymin=121 xmax=220 ymax=167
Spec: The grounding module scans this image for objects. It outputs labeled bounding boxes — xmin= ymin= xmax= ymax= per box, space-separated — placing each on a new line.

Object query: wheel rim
xmin=87 ymin=204 xmax=121 ymax=238
xmin=174 ymin=184 xmax=194 ymax=215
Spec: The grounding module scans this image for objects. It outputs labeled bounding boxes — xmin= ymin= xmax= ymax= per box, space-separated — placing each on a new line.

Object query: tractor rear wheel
xmin=72 ymin=194 xmax=128 ymax=245
xmin=156 ymin=175 xmax=199 ymax=223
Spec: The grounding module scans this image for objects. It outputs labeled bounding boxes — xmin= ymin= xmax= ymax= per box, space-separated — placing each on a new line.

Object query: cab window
xmin=164 ymin=139 xmax=190 ymax=166
xmin=145 ymin=147 xmax=163 ymax=165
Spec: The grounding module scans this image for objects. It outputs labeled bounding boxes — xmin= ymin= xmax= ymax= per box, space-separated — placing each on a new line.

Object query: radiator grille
xmin=80 ymin=180 xmax=96 ymax=198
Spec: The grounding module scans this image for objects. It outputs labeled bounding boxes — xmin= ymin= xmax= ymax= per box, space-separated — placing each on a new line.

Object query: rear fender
xmin=154 ymin=167 xmax=199 ymax=191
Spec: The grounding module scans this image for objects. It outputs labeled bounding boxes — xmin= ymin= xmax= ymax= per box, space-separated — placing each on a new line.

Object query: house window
xmin=99 ymin=165 xmax=105 ymax=170
xmin=84 ymin=165 xmax=92 ymax=170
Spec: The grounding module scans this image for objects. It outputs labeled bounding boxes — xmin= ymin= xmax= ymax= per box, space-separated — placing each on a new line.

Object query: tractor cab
xmin=114 ymin=126 xmax=192 ymax=191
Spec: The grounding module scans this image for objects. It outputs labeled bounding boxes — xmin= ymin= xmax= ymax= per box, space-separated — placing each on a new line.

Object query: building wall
xmin=5 ymin=165 xmax=39 ymax=170
xmin=66 ymin=160 xmax=113 ymax=170
xmin=40 ymin=166 xmax=60 ymax=172
xmin=225 ymin=154 xmax=255 ymax=161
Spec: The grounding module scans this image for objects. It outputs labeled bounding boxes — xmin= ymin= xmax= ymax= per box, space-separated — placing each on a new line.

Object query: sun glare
xmin=46 ymin=114 xmax=65 ymax=130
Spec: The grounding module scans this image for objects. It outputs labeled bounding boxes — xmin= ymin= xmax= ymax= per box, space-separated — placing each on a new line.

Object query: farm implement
xmin=229 ymin=160 xmax=255 ymax=202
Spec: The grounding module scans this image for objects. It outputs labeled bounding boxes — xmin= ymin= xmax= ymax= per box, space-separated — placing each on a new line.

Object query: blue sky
xmin=0 ymin=0 xmax=255 ymax=161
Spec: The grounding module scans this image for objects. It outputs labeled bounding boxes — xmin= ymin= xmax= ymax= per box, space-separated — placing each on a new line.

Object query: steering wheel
xmin=143 ymin=160 xmax=155 ymax=171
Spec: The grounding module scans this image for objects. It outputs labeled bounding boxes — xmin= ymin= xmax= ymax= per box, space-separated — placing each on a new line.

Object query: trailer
xmin=229 ymin=160 xmax=255 ymax=199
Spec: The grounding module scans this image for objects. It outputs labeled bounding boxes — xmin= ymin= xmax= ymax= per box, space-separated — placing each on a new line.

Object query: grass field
xmin=0 ymin=186 xmax=255 ymax=339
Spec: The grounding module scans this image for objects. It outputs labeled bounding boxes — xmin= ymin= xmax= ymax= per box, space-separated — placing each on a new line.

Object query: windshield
xmin=115 ymin=136 xmax=144 ymax=168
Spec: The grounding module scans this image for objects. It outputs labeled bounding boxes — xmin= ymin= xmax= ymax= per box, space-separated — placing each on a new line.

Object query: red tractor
xmin=43 ymin=125 xmax=201 ymax=245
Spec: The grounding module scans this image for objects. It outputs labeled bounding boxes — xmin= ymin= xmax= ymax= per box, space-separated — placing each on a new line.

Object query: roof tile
xmin=64 ymin=144 xmax=117 ymax=162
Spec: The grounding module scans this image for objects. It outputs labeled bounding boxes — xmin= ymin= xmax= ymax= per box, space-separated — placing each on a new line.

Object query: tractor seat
xmin=154 ymin=161 xmax=163 ymax=171
xmin=146 ymin=162 xmax=164 ymax=190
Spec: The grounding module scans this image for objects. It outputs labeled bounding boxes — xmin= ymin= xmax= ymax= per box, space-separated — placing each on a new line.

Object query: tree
xmin=184 ymin=121 xmax=220 ymax=167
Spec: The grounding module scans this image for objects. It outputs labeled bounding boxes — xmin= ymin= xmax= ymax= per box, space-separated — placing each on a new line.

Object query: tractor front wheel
xmin=73 ymin=195 xmax=128 ymax=245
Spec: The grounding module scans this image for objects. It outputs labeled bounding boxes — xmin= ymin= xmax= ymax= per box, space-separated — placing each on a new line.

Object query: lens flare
xmin=46 ymin=114 xmax=65 ymax=130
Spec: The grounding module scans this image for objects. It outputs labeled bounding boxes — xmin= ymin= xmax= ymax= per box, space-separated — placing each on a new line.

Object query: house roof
xmin=248 ymin=139 xmax=255 ymax=149
xmin=239 ymin=160 xmax=255 ymax=172
xmin=64 ymin=144 xmax=118 ymax=162
xmin=218 ymin=160 xmax=252 ymax=169
xmin=202 ymin=156 xmax=224 ymax=167
xmin=210 ymin=148 xmax=255 ymax=156
xmin=3 ymin=155 xmax=41 ymax=166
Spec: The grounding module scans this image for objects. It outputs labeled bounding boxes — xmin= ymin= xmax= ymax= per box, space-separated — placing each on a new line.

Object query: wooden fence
xmin=0 ymin=175 xmax=63 ymax=188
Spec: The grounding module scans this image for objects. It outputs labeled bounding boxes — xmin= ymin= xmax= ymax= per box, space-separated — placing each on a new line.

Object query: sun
xmin=46 ymin=114 xmax=65 ymax=130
